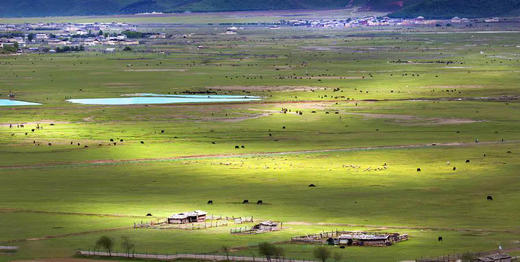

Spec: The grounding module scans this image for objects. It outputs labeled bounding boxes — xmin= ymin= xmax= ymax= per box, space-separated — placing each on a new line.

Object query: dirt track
xmin=0 ymin=140 xmax=517 ymax=170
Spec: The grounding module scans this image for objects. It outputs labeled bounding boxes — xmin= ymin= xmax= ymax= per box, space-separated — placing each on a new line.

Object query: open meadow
xmin=1 ymin=19 xmax=520 ymax=262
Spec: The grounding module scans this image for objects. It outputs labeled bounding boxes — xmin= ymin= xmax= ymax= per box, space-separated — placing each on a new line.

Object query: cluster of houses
xmin=280 ymin=15 xmax=501 ymax=28
xmin=0 ymin=22 xmax=166 ymax=53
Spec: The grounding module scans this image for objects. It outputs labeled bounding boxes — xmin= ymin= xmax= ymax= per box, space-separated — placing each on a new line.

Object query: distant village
xmin=0 ymin=15 xmax=505 ymax=54
xmin=280 ymin=15 xmax=501 ymax=28
xmin=0 ymin=22 xmax=157 ymax=53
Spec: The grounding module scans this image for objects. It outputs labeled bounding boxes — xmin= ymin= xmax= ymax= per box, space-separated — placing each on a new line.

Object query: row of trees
xmin=1 ymin=42 xmax=19 ymax=53
xmin=94 ymin=236 xmax=346 ymax=262
xmin=95 ymin=235 xmax=134 ymax=256
xmin=55 ymin=45 xmax=85 ymax=53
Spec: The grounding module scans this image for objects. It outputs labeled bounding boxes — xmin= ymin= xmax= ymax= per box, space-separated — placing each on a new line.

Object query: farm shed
xmin=474 ymin=253 xmax=512 ymax=262
xmin=167 ymin=210 xmax=207 ymax=224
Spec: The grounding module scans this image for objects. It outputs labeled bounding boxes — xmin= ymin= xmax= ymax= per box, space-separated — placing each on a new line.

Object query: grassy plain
xmin=1 ymin=21 xmax=520 ymax=262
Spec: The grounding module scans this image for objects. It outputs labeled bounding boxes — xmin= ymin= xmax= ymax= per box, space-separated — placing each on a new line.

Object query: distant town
xmin=0 ymin=15 xmax=507 ymax=54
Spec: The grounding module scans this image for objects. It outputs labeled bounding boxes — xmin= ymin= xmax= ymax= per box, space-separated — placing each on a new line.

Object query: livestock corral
xmin=291 ymin=231 xmax=408 ymax=247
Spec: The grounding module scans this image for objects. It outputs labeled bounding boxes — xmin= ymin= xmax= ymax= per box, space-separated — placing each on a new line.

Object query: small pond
xmin=0 ymin=99 xmax=41 ymax=106
xmin=67 ymin=94 xmax=261 ymax=105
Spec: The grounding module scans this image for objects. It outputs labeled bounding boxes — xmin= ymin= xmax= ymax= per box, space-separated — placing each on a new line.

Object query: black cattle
xmin=487 ymin=195 xmax=493 ymax=200
xmin=161 ymin=130 xmax=165 ymax=134
xmin=257 ymin=200 xmax=263 ymax=205
xmin=417 ymin=168 xmax=421 ymax=172
xmin=309 ymin=184 xmax=316 ymax=187
xmin=242 ymin=200 xmax=249 ymax=204
xmin=120 ymin=139 xmax=124 ymax=142
xmin=235 ymin=145 xmax=240 ymax=149
xmin=110 ymin=139 xmax=114 ymax=142
xmin=282 ymin=126 xmax=286 ymax=129
xmin=438 ymin=236 xmax=443 ymax=242
xmin=241 ymin=145 xmax=245 ymax=148
xmin=140 ymin=141 xmax=144 ymax=144
xmin=207 ymin=200 xmax=213 ymax=205
xmin=146 ymin=213 xmax=152 ymax=216
xmin=465 ymin=160 xmax=470 ymax=163
xmin=453 ymin=167 xmax=457 ymax=171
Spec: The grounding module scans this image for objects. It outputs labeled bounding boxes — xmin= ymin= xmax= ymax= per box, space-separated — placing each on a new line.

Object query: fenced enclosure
xmin=133 ymin=215 xmax=254 ymax=230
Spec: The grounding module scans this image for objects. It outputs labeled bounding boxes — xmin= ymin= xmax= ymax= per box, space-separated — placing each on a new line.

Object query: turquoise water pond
xmin=67 ymin=94 xmax=261 ymax=105
xmin=0 ymin=99 xmax=41 ymax=106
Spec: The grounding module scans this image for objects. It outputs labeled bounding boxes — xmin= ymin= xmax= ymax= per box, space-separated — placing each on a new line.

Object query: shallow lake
xmin=67 ymin=94 xmax=261 ymax=105
xmin=0 ymin=99 xmax=41 ymax=106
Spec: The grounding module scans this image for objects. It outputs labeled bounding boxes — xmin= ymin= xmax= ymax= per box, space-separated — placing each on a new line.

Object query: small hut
xmin=252 ymin=221 xmax=280 ymax=232
xmin=167 ymin=210 xmax=207 ymax=224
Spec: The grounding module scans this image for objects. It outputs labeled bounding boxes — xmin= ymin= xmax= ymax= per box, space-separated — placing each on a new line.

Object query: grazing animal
xmin=120 ymin=139 xmax=124 ymax=142
xmin=161 ymin=130 xmax=165 ymax=133
xmin=241 ymin=145 xmax=245 ymax=148
xmin=465 ymin=160 xmax=470 ymax=163
xmin=487 ymin=195 xmax=493 ymax=200
xmin=453 ymin=167 xmax=456 ymax=171
xmin=110 ymin=139 xmax=114 ymax=142
xmin=207 ymin=200 xmax=213 ymax=205
xmin=242 ymin=200 xmax=249 ymax=204
xmin=438 ymin=236 xmax=443 ymax=242
xmin=235 ymin=145 xmax=239 ymax=149
xmin=309 ymin=184 xmax=316 ymax=187
xmin=257 ymin=200 xmax=263 ymax=205
xmin=282 ymin=126 xmax=286 ymax=129
xmin=146 ymin=213 xmax=152 ymax=216
xmin=212 ymin=141 xmax=216 ymax=144
xmin=140 ymin=141 xmax=144 ymax=144
xmin=417 ymin=168 xmax=421 ymax=172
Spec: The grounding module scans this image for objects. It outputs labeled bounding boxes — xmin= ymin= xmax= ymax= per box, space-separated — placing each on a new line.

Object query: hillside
xmin=0 ymin=0 xmax=354 ymax=17
xmin=1 ymin=0 xmax=519 ymax=18
xmin=390 ymin=0 xmax=520 ymax=18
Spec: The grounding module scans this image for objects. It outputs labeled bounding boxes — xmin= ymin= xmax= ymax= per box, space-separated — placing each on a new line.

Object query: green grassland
xmin=1 ymin=24 xmax=520 ymax=262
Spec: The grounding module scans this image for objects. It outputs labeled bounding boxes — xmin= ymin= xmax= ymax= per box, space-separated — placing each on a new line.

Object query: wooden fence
xmin=78 ymin=250 xmax=316 ymax=262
